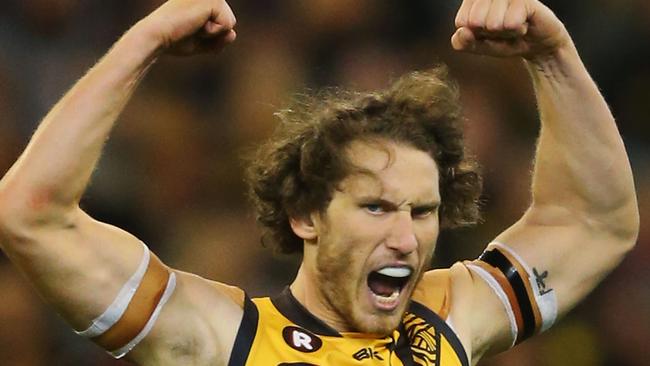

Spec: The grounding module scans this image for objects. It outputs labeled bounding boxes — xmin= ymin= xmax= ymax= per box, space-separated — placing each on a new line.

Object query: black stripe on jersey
xmin=479 ymin=249 xmax=535 ymax=341
xmin=228 ymin=295 xmax=259 ymax=366
xmin=393 ymin=323 xmax=416 ymax=366
xmin=408 ymin=301 xmax=469 ymax=366
xmin=271 ymin=288 xmax=342 ymax=337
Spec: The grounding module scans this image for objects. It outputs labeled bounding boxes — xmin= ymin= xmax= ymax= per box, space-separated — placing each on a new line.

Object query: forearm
xmin=452 ymin=0 xmax=640 ymax=358
xmin=0 ymin=23 xmax=160 ymax=227
xmin=526 ymin=42 xmax=638 ymax=234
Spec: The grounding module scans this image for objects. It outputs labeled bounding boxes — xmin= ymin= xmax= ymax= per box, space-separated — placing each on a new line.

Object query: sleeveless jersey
xmin=227 ymin=287 xmax=468 ymax=366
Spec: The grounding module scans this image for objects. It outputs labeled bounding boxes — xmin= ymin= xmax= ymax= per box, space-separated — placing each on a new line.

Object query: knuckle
xmin=503 ymin=18 xmax=521 ymax=30
xmin=455 ymin=14 xmax=465 ymax=27
xmin=486 ymin=20 xmax=503 ymax=31
xmin=467 ymin=17 xmax=484 ymax=28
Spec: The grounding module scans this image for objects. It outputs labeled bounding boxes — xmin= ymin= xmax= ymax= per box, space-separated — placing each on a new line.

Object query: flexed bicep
xmin=0 ymin=208 xmax=176 ymax=357
xmin=458 ymin=204 xmax=636 ymax=362
xmin=0 ymin=0 xmax=243 ymax=359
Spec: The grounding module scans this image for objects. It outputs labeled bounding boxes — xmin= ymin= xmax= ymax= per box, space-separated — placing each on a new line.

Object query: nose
xmin=386 ymin=211 xmax=418 ymax=255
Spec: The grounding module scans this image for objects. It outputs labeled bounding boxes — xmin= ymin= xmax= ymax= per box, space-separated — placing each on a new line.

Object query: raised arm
xmin=0 ymin=0 xmax=240 ymax=363
xmin=446 ymin=0 xmax=639 ymax=362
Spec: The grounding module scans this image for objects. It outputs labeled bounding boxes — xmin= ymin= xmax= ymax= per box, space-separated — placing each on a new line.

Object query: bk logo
xmin=353 ymin=347 xmax=384 ymax=361
xmin=282 ymin=326 xmax=322 ymax=353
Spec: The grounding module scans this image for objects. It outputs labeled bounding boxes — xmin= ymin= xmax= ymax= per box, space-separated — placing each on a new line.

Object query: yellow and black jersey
xmin=83 ymin=244 xmax=551 ymax=363
xmin=228 ymin=287 xmax=468 ymax=366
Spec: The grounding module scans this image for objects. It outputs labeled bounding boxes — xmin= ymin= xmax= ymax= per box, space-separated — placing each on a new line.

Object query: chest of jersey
xmin=228 ymin=291 xmax=468 ymax=366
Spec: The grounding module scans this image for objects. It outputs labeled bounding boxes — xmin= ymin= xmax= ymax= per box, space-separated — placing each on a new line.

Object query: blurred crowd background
xmin=0 ymin=0 xmax=648 ymax=365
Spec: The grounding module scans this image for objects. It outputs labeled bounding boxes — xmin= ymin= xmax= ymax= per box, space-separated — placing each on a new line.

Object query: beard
xmin=315 ymin=238 xmax=408 ymax=335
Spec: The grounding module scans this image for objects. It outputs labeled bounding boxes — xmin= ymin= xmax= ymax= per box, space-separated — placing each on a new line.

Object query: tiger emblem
xmin=403 ymin=313 xmax=440 ymax=366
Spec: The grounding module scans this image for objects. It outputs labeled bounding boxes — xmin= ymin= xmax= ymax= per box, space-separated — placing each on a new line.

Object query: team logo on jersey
xmin=403 ymin=313 xmax=439 ymax=366
xmin=282 ymin=326 xmax=322 ymax=353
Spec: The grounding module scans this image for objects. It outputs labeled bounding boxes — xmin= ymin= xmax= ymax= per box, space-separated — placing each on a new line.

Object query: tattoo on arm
xmin=533 ymin=268 xmax=552 ymax=296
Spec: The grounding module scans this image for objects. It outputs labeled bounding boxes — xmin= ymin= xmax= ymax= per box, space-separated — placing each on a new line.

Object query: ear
xmin=289 ymin=215 xmax=318 ymax=241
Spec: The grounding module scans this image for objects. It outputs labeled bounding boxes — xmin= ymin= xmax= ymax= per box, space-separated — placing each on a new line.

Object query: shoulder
xmin=172 ymin=271 xmax=246 ymax=320
xmin=411 ymin=263 xmax=479 ymax=360
xmin=412 ymin=263 xmax=473 ymax=319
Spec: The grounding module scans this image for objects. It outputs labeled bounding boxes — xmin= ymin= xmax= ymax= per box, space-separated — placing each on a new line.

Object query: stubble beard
xmin=315 ymin=242 xmax=405 ymax=335
xmin=315 ymin=243 xmax=357 ymax=330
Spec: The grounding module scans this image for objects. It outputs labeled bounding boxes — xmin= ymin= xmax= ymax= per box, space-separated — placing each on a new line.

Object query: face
xmin=307 ymin=140 xmax=441 ymax=335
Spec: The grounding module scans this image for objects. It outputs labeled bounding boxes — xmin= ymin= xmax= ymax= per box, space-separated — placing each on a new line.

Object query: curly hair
xmin=245 ymin=66 xmax=482 ymax=254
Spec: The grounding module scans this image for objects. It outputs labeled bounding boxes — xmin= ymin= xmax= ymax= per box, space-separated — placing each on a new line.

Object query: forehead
xmin=339 ymin=140 xmax=440 ymax=202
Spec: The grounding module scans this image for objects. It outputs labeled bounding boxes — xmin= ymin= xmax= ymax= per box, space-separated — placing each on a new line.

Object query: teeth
xmin=372 ymin=289 xmax=400 ymax=303
xmin=377 ymin=267 xmax=412 ymax=278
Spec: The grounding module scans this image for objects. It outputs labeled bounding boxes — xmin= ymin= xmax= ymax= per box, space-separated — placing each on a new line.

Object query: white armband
xmin=75 ymin=242 xmax=176 ymax=358
xmin=109 ymin=272 xmax=176 ymax=358
xmin=76 ymin=242 xmax=150 ymax=338
xmin=468 ymin=241 xmax=558 ymax=345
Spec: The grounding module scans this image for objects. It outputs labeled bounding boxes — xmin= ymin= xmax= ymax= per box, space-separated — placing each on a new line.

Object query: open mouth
xmin=367 ymin=266 xmax=413 ymax=310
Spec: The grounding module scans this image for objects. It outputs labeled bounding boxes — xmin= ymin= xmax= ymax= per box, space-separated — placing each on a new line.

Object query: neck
xmin=290 ymin=263 xmax=353 ymax=332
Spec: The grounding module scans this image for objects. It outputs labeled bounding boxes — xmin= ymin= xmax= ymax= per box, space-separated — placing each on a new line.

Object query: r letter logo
xmin=282 ymin=326 xmax=322 ymax=353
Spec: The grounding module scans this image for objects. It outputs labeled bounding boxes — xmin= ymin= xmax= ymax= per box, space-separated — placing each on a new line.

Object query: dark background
xmin=0 ymin=0 xmax=648 ymax=365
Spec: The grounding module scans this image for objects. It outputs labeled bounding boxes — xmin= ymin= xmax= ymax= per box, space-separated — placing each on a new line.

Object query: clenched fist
xmin=452 ymin=0 xmax=570 ymax=60
xmin=136 ymin=0 xmax=237 ymax=56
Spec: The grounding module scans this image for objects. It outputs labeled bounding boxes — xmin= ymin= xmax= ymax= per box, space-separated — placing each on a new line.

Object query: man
xmin=0 ymin=0 xmax=639 ymax=365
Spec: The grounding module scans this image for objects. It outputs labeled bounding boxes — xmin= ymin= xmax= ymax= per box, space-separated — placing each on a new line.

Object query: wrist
xmin=523 ymin=21 xmax=576 ymax=67
xmin=524 ymin=39 xmax=583 ymax=81
xmin=119 ymin=19 xmax=167 ymax=61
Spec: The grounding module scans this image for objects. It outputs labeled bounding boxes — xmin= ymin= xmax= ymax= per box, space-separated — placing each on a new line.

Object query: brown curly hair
xmin=245 ymin=66 xmax=482 ymax=254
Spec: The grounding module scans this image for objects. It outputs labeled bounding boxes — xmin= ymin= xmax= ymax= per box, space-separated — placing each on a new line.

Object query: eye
xmin=411 ymin=205 xmax=438 ymax=219
xmin=362 ymin=203 xmax=385 ymax=215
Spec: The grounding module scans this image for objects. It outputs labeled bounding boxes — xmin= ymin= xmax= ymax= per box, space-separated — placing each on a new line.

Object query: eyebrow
xmin=357 ymin=196 xmax=440 ymax=210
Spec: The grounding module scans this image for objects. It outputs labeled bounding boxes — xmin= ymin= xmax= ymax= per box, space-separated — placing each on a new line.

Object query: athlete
xmin=0 ymin=0 xmax=639 ymax=365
